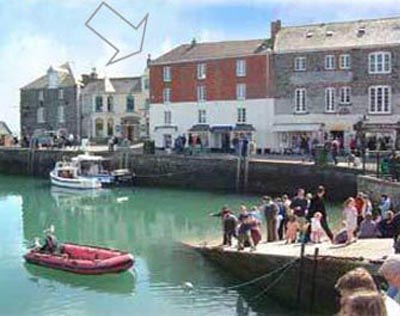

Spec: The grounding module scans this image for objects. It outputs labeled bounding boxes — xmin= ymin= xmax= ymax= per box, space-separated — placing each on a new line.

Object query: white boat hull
xmin=50 ymin=171 xmax=102 ymax=190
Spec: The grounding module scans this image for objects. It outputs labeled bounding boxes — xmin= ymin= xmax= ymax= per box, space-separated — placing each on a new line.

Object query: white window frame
xmin=339 ymin=54 xmax=351 ymax=70
xmin=236 ymin=83 xmax=246 ymax=100
xmin=198 ymin=109 xmax=206 ymax=124
xmin=37 ymin=107 xmax=45 ymax=123
xmin=369 ymin=52 xmax=391 ymax=74
xmin=294 ymin=56 xmax=306 ymax=71
xmin=58 ymin=89 xmax=64 ymax=100
xmin=197 ymin=86 xmax=206 ymax=102
xmin=197 ymin=63 xmax=206 ymax=80
xmin=163 ymin=66 xmax=171 ymax=82
xmin=164 ymin=110 xmax=172 ymax=125
xmin=163 ymin=88 xmax=171 ymax=104
xmin=325 ymin=55 xmax=336 ymax=70
xmin=237 ymin=108 xmax=246 ymax=123
xmin=58 ymin=105 xmax=65 ymax=123
xmin=339 ymin=87 xmax=351 ymax=104
xmin=38 ymin=90 xmax=44 ymax=101
xmin=236 ymin=59 xmax=246 ymax=77
xmin=369 ymin=86 xmax=391 ymax=114
xmin=325 ymin=87 xmax=336 ymax=112
xmin=294 ymin=88 xmax=307 ymax=113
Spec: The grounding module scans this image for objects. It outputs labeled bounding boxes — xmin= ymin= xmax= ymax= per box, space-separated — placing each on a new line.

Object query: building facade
xmin=149 ymin=39 xmax=275 ymax=152
xmin=80 ymin=70 xmax=149 ymax=143
xmin=20 ymin=63 xmax=80 ymax=138
xmin=273 ymin=17 xmax=400 ymax=152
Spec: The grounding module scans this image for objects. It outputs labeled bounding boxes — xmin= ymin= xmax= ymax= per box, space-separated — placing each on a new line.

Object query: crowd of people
xmin=211 ymin=186 xmax=400 ymax=251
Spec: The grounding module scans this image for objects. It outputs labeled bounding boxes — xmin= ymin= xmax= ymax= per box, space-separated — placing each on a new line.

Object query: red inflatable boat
xmin=24 ymin=243 xmax=134 ymax=275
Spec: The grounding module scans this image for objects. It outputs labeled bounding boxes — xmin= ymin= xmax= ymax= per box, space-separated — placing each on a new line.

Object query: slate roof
xmin=275 ymin=16 xmax=400 ymax=53
xmin=150 ymin=39 xmax=272 ymax=65
xmin=81 ymin=77 xmax=142 ymax=95
xmin=21 ymin=63 xmax=77 ymax=90
xmin=0 ymin=122 xmax=12 ymax=135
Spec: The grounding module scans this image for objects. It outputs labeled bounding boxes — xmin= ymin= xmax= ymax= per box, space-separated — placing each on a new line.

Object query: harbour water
xmin=0 ymin=175 xmax=341 ymax=316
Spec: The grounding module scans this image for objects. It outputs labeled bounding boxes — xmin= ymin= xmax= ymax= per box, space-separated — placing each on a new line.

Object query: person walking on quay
xmin=307 ymin=186 xmax=334 ymax=242
xmin=290 ymin=188 xmax=308 ymax=242
xmin=343 ymin=197 xmax=358 ymax=244
xmin=262 ymin=196 xmax=278 ymax=242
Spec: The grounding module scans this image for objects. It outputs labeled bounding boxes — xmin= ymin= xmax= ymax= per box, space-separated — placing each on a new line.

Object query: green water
xmin=0 ymin=175 xmax=341 ymax=316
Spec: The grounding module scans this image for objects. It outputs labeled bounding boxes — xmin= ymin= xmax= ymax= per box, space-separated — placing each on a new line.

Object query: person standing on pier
xmin=307 ymin=186 xmax=334 ymax=243
xmin=262 ymin=196 xmax=278 ymax=242
xmin=290 ymin=188 xmax=308 ymax=242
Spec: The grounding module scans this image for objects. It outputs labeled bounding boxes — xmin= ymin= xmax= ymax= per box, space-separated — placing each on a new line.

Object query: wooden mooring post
xmin=296 ymin=242 xmax=306 ymax=307
xmin=310 ymin=247 xmax=320 ymax=315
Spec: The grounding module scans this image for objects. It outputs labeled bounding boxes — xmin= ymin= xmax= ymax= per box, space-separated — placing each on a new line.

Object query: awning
xmin=154 ymin=125 xmax=178 ymax=131
xmin=273 ymin=123 xmax=323 ymax=133
xmin=211 ymin=125 xmax=233 ymax=133
xmin=188 ymin=124 xmax=210 ymax=132
xmin=234 ymin=124 xmax=255 ymax=132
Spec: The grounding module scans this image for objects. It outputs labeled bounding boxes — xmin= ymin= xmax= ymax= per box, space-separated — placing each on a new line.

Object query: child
xmin=334 ymin=221 xmax=349 ymax=244
xmin=343 ymin=197 xmax=358 ymax=243
xmin=286 ymin=215 xmax=299 ymax=244
xmin=311 ymin=212 xmax=324 ymax=243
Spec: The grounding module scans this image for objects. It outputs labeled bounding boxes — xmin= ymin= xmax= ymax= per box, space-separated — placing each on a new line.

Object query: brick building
xmin=273 ymin=17 xmax=400 ymax=151
xmin=80 ymin=69 xmax=149 ymax=143
xmin=149 ymin=39 xmax=274 ymax=151
xmin=20 ymin=63 xmax=80 ymax=139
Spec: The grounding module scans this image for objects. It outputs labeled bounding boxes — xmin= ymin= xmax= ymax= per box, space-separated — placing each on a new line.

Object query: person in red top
xmin=354 ymin=192 xmax=366 ymax=230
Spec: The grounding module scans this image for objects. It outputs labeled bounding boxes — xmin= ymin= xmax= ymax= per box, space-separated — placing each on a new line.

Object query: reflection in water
xmin=0 ymin=175 xmax=308 ymax=316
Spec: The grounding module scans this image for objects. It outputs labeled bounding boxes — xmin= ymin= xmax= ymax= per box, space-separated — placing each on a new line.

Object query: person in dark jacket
xmin=307 ymin=186 xmax=334 ymax=242
xmin=263 ymin=196 xmax=278 ymax=242
xmin=290 ymin=188 xmax=308 ymax=242
xmin=222 ymin=211 xmax=238 ymax=246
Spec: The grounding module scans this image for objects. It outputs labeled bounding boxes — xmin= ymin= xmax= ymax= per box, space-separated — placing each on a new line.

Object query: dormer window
xmin=306 ymin=31 xmax=313 ymax=38
xmin=357 ymin=27 xmax=366 ymax=37
xmin=326 ymin=30 xmax=334 ymax=37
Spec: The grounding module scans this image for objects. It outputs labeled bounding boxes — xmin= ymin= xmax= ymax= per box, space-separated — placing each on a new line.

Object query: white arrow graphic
xmin=85 ymin=1 xmax=149 ymax=66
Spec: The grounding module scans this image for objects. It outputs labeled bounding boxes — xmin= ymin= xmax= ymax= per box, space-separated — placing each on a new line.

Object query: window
xmin=339 ymin=87 xmax=351 ymax=104
xmin=369 ymin=52 xmax=391 ymax=74
xmin=95 ymin=96 xmax=103 ymax=112
xmin=95 ymin=118 xmax=104 ymax=137
xmin=38 ymin=90 xmax=44 ymax=101
xmin=236 ymin=59 xmax=246 ymax=77
xmin=37 ymin=107 xmax=45 ymax=123
xmin=163 ymin=88 xmax=171 ymax=104
xmin=325 ymin=88 xmax=336 ymax=112
xmin=57 ymin=105 xmax=65 ymax=123
xmin=237 ymin=108 xmax=246 ymax=123
xmin=164 ymin=110 xmax=172 ymax=125
xmin=197 ymin=63 xmax=206 ymax=79
xmin=197 ymin=86 xmax=206 ymax=102
xmin=198 ymin=109 xmax=206 ymax=123
xmin=325 ymin=55 xmax=336 ymax=70
xmin=369 ymin=86 xmax=391 ymax=114
xmin=294 ymin=57 xmax=306 ymax=71
xmin=295 ymin=88 xmax=307 ymax=113
xmin=236 ymin=84 xmax=246 ymax=100
xmin=126 ymin=95 xmax=135 ymax=112
xmin=144 ymin=78 xmax=149 ymax=90
xmin=58 ymin=89 xmax=64 ymax=100
xmin=163 ymin=66 xmax=171 ymax=82
xmin=339 ymin=54 xmax=351 ymax=70
xmin=107 ymin=95 xmax=114 ymax=112
xmin=107 ymin=119 xmax=114 ymax=136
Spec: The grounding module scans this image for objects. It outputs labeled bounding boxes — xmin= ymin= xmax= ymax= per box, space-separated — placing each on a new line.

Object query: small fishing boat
xmin=50 ymin=161 xmax=102 ymax=189
xmin=24 ymin=243 xmax=135 ymax=275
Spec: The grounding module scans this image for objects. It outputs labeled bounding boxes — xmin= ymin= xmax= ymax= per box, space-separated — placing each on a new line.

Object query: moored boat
xmin=24 ymin=243 xmax=135 ymax=275
xmin=50 ymin=161 xmax=102 ymax=189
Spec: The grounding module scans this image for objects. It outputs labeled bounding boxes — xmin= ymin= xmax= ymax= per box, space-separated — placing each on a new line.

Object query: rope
xmin=249 ymin=260 xmax=296 ymax=302
xmin=224 ymin=258 xmax=298 ymax=291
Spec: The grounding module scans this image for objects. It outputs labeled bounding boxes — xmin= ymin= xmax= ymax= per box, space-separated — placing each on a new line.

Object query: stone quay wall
xmin=358 ymin=175 xmax=400 ymax=209
xmin=0 ymin=148 xmax=363 ymax=201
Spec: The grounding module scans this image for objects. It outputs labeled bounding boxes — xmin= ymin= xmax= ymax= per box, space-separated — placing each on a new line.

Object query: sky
xmin=1 ymin=0 xmax=400 ymax=133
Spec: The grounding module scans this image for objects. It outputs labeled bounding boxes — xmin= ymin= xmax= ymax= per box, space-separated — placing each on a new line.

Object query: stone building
xmin=20 ymin=63 xmax=80 ymax=138
xmin=148 ymin=39 xmax=274 ymax=152
xmin=80 ymin=69 xmax=149 ymax=143
xmin=272 ymin=17 xmax=400 ymax=151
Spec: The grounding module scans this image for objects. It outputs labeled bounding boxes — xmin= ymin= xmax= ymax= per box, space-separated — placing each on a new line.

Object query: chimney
xmin=147 ymin=54 xmax=152 ymax=66
xmin=190 ymin=38 xmax=196 ymax=48
xmin=271 ymin=19 xmax=282 ymax=44
xmin=90 ymin=67 xmax=98 ymax=80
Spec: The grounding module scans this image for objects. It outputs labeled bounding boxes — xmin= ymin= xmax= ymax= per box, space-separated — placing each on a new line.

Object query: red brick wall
xmin=149 ymin=54 xmax=273 ymax=103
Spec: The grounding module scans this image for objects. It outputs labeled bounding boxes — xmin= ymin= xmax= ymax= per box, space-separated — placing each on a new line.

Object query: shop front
xmin=188 ymin=124 xmax=210 ymax=149
xmin=210 ymin=125 xmax=234 ymax=152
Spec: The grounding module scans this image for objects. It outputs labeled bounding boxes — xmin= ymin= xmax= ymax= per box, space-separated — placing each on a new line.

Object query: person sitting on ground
xmin=310 ymin=212 xmax=324 ymax=243
xmin=358 ymin=212 xmax=379 ymax=239
xmin=334 ymin=221 xmax=349 ymax=245
xmin=378 ymin=211 xmax=395 ymax=239
xmin=285 ymin=215 xmax=299 ymax=244
xmin=343 ymin=197 xmax=358 ymax=244
xmin=338 ymin=291 xmax=388 ymax=316
xmin=237 ymin=214 xmax=256 ymax=251
xmin=335 ymin=267 xmax=399 ymax=316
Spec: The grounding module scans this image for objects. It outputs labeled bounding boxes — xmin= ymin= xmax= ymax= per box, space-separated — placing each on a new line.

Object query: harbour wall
xmin=0 ymin=148 xmax=362 ymax=201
